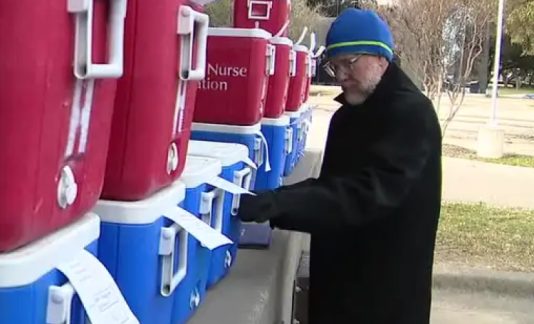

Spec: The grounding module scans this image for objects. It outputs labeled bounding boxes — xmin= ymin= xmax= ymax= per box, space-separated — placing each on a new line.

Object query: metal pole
xmin=490 ymin=0 xmax=506 ymax=125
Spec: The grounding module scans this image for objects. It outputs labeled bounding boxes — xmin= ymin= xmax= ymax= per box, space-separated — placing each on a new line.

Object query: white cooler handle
xmin=177 ymin=5 xmax=209 ymax=81
xmin=284 ymin=127 xmax=293 ymax=155
xmin=289 ymin=49 xmax=297 ymax=77
xmin=247 ymin=0 xmax=272 ymax=20
xmin=266 ymin=43 xmax=276 ymax=76
xmin=305 ymin=54 xmax=312 ymax=78
xmin=231 ymin=167 xmax=253 ymax=216
xmin=68 ymin=0 xmax=127 ymax=79
xmin=200 ymin=188 xmax=225 ymax=232
xmin=159 ymin=224 xmax=188 ymax=296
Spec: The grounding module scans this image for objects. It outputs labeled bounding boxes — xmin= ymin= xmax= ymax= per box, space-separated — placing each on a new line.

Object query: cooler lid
xmin=261 ymin=115 xmax=290 ymax=126
xmin=192 ymin=122 xmax=261 ymax=135
xmin=94 ymin=181 xmax=186 ymax=225
xmin=181 ymin=156 xmax=223 ymax=188
xmin=0 ymin=213 xmax=100 ymax=288
xmin=209 ymin=27 xmax=272 ymax=39
xmin=271 ymin=36 xmax=293 ymax=46
xmin=293 ymin=44 xmax=309 ymax=53
xmin=284 ymin=110 xmax=302 ymax=119
xmin=188 ymin=141 xmax=250 ymax=167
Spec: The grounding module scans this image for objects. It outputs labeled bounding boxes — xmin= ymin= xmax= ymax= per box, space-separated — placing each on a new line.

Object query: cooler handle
xmin=255 ymin=131 xmax=271 ymax=171
xmin=314 ymin=45 xmax=325 ymax=58
xmin=284 ymin=127 xmax=293 ymax=155
xmin=47 ymin=283 xmax=79 ymax=324
xmin=247 ymin=0 xmax=272 ymax=20
xmin=177 ymin=5 xmax=209 ymax=81
xmin=231 ymin=167 xmax=253 ymax=216
xmin=266 ymin=44 xmax=276 ymax=76
xmin=311 ymin=59 xmax=317 ymax=77
xmin=68 ymin=0 xmax=127 ymax=79
xmin=305 ymin=54 xmax=312 ymax=78
xmin=200 ymin=188 xmax=225 ymax=232
xmin=289 ymin=49 xmax=297 ymax=77
xmin=159 ymin=224 xmax=188 ymax=297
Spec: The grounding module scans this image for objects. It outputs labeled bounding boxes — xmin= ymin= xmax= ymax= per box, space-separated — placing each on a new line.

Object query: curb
xmin=433 ymin=264 xmax=534 ymax=297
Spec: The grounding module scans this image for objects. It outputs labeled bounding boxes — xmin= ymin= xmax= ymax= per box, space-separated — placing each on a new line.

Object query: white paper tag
xmin=57 ymin=250 xmax=140 ymax=324
xmin=164 ymin=206 xmax=233 ymax=250
xmin=207 ymin=176 xmax=256 ymax=196
xmin=242 ymin=156 xmax=257 ymax=169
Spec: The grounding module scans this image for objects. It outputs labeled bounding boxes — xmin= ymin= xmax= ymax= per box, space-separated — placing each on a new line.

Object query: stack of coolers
xmin=284 ymin=30 xmax=324 ymax=175
xmin=0 ymin=0 xmax=136 ymax=323
xmin=89 ymin=2 xmax=244 ymax=324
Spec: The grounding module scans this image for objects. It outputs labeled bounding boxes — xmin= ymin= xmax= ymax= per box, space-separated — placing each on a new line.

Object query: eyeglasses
xmin=323 ymin=56 xmax=361 ymax=78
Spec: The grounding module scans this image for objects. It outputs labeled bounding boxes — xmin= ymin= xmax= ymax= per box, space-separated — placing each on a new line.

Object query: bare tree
xmin=440 ymin=0 xmax=494 ymax=134
xmin=363 ymin=0 xmax=493 ymax=136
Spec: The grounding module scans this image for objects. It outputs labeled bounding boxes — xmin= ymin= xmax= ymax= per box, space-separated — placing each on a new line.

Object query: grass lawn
xmin=488 ymin=86 xmax=534 ymax=96
xmin=436 ymin=202 xmax=534 ymax=272
xmin=442 ymin=144 xmax=534 ymax=168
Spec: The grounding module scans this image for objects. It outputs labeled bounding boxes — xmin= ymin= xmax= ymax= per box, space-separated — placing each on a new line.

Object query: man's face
xmin=325 ymin=54 xmax=387 ymax=105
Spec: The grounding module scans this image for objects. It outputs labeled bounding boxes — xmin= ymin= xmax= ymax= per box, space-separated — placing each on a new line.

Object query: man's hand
xmin=238 ymin=191 xmax=281 ymax=223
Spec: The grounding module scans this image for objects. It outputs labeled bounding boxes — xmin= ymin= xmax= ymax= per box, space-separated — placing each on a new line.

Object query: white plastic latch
xmin=289 ymin=49 xmax=297 ymax=77
xmin=200 ymin=188 xmax=225 ymax=231
xmin=57 ymin=165 xmax=78 ymax=209
xmin=177 ymin=5 xmax=210 ymax=81
xmin=224 ymin=250 xmax=232 ymax=268
xmin=284 ymin=127 xmax=293 ymax=155
xmin=266 ymin=43 xmax=276 ymax=76
xmin=167 ymin=142 xmax=179 ymax=174
xmin=189 ymin=288 xmax=201 ymax=309
xmin=247 ymin=0 xmax=272 ymax=20
xmin=159 ymin=224 xmax=188 ymax=297
xmin=46 ymin=283 xmax=76 ymax=324
xmin=67 ymin=0 xmax=127 ymax=79
xmin=231 ymin=167 xmax=253 ymax=216
xmin=253 ymin=137 xmax=264 ymax=168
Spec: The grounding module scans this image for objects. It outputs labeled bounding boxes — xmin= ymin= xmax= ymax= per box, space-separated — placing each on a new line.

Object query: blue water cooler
xmin=191 ymin=122 xmax=270 ymax=187
xmin=187 ymin=141 xmax=254 ymax=286
xmin=94 ymin=181 xmax=195 ymax=324
xmin=0 ymin=213 xmax=100 ymax=324
xmin=178 ymin=155 xmax=237 ymax=292
xmin=283 ymin=110 xmax=303 ymax=176
xmin=256 ymin=115 xmax=292 ymax=190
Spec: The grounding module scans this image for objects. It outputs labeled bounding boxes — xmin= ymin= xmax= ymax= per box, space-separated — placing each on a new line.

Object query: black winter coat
xmin=271 ymin=63 xmax=443 ymax=324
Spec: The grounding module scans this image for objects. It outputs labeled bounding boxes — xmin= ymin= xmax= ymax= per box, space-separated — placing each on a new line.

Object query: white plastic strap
xmin=177 ymin=6 xmax=209 ymax=81
xmin=295 ymin=27 xmax=307 ymax=46
xmin=247 ymin=0 xmax=272 ymax=20
xmin=158 ymin=224 xmax=188 ymax=296
xmin=68 ymin=0 xmax=127 ymax=79
xmin=231 ymin=167 xmax=253 ymax=216
xmin=254 ymin=130 xmax=271 ymax=172
xmin=313 ymin=45 xmax=325 ymax=58
xmin=309 ymin=32 xmax=316 ymax=53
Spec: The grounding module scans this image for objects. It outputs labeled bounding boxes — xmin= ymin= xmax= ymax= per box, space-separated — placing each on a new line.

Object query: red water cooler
xmin=233 ymin=0 xmax=290 ymax=37
xmin=194 ymin=27 xmax=275 ymax=126
xmin=0 ymin=0 xmax=126 ymax=251
xmin=285 ymin=44 xmax=310 ymax=112
xmin=264 ymin=37 xmax=295 ymax=118
xmin=102 ymin=3 xmax=209 ymax=201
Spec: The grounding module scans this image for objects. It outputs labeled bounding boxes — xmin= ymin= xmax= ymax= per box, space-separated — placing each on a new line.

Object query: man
xmin=238 ymin=8 xmax=442 ymax=324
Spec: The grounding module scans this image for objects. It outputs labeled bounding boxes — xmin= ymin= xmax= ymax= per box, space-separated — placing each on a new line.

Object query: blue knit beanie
xmin=326 ymin=8 xmax=394 ymax=61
